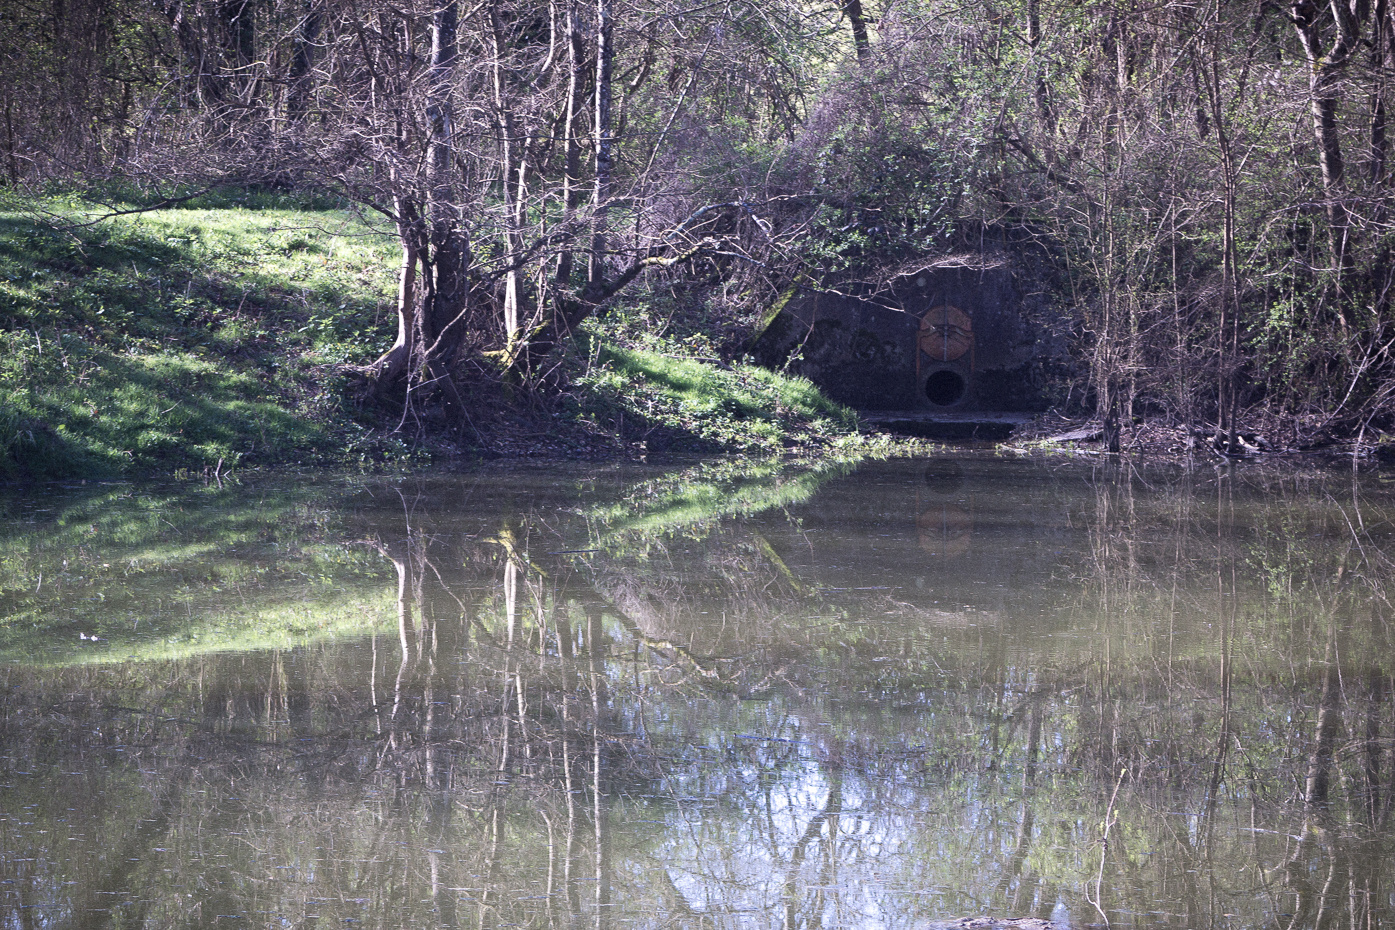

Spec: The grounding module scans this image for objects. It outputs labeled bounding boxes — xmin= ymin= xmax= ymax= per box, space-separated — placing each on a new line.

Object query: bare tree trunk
xmin=3 ymin=97 xmax=18 ymax=185
xmin=488 ymin=1 xmax=525 ymax=343
xmin=553 ymin=0 xmax=585 ymax=305
xmin=220 ymin=0 xmax=257 ymax=105
xmin=842 ymin=0 xmax=870 ymax=61
xmin=1372 ymin=0 xmax=1391 ymax=183
xmin=1203 ymin=2 xmax=1243 ymax=452
xmin=1025 ymin=0 xmax=1054 ymax=135
xmin=1367 ymin=0 xmax=1395 ymax=332
xmin=371 ymin=197 xmax=423 ymax=394
xmin=153 ymin=0 xmax=228 ymax=112
xmin=286 ymin=1 xmax=321 ymax=122
xmin=1291 ymin=0 xmax=1362 ymax=326
xmin=423 ymin=0 xmax=470 ymax=361
xmin=364 ymin=1 xmax=474 ymax=421
xmin=586 ymin=0 xmax=613 ymax=300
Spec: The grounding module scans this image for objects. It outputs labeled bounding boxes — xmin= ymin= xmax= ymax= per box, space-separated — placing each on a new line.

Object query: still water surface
xmin=2 ymin=455 xmax=1394 ymax=930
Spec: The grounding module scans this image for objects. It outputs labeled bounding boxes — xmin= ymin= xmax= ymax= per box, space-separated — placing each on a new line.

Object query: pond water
xmin=2 ymin=454 xmax=1394 ymax=930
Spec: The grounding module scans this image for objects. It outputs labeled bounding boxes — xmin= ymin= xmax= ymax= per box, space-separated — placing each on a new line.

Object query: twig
xmin=1086 ymin=767 xmax=1125 ymax=928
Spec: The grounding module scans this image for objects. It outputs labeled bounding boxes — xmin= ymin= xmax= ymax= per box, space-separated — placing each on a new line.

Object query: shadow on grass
xmin=3 ymin=345 xmax=326 ymax=479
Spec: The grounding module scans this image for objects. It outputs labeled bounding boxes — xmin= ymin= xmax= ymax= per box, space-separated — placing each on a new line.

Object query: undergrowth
xmin=0 ymin=188 xmax=905 ymax=479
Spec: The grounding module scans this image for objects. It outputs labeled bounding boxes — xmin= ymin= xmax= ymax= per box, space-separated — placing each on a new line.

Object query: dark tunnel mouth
xmin=924 ymin=369 xmax=967 ymax=406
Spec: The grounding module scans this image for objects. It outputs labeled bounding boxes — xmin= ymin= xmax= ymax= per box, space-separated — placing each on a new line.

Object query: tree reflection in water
xmin=0 ymin=457 xmax=1392 ymax=930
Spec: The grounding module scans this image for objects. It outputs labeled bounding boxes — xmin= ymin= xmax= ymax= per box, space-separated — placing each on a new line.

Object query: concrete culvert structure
xmin=750 ymin=262 xmax=1062 ymax=416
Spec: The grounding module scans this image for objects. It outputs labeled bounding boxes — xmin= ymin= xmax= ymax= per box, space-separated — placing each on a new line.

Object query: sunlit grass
xmin=0 ymin=191 xmax=400 ymax=478
xmin=0 ymin=187 xmax=903 ymax=476
xmin=575 ymin=337 xmax=860 ymax=454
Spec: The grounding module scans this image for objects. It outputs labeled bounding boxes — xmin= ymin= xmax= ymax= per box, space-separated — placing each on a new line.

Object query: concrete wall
xmin=751 ymin=263 xmax=1056 ymax=412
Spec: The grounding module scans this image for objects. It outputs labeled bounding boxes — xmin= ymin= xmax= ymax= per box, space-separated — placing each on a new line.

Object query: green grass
xmin=0 ymin=187 xmax=895 ymax=477
xmin=574 ymin=336 xmax=861 ymax=454
xmin=0 ymin=189 xmax=401 ymax=478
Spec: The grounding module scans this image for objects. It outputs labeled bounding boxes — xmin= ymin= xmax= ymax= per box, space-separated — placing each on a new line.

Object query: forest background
xmin=3 ymin=0 xmax=1395 ymax=473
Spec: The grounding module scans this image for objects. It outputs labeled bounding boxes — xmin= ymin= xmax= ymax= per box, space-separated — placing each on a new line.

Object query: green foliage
xmin=571 ymin=330 xmax=860 ymax=454
xmin=794 ymin=124 xmax=965 ymax=275
xmin=9 ymin=0 xmax=1395 ymax=448
xmin=0 ymin=194 xmax=402 ymax=477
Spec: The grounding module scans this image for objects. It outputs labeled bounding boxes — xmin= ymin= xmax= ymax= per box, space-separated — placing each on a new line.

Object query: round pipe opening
xmin=924 ymin=369 xmax=967 ymax=406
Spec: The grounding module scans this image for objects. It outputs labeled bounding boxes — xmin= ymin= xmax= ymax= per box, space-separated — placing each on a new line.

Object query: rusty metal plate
xmin=918 ymin=305 xmax=974 ymax=362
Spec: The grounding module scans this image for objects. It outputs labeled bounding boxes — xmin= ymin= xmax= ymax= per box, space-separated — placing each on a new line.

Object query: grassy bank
xmin=0 ymin=189 xmax=403 ymax=478
xmin=0 ymin=190 xmax=889 ymax=480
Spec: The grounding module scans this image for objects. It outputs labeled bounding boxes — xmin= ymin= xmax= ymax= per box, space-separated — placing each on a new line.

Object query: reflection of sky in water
xmin=0 ymin=456 xmax=1393 ymax=929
